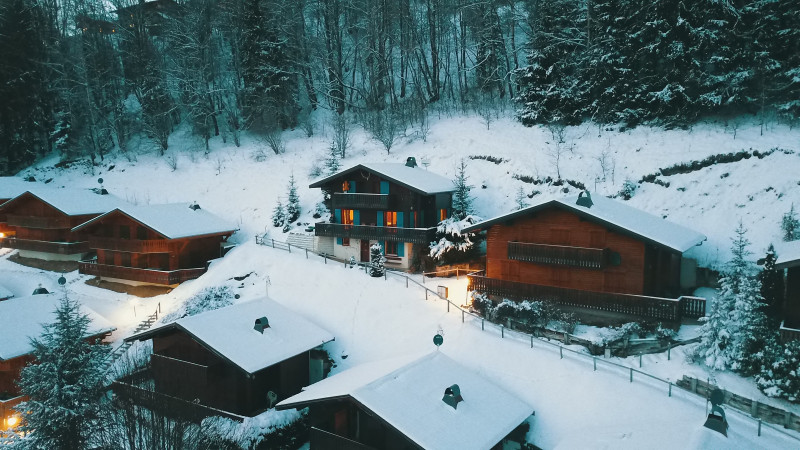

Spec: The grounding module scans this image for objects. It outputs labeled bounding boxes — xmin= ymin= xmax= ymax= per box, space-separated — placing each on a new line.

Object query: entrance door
xmin=360 ymin=240 xmax=370 ymax=262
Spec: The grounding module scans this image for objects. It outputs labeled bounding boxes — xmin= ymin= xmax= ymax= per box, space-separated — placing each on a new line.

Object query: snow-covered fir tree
xmin=325 ymin=143 xmax=340 ymax=175
xmin=451 ymin=159 xmax=474 ymax=221
xmin=514 ymin=186 xmax=528 ymax=210
xmin=429 ymin=215 xmax=484 ymax=266
xmin=272 ymin=199 xmax=286 ymax=229
xmin=369 ymin=243 xmax=386 ymax=277
xmin=12 ymin=294 xmax=110 ymax=450
xmin=759 ymin=244 xmax=784 ymax=323
xmin=782 ymin=204 xmax=799 ymax=241
xmin=286 ymin=174 xmax=300 ymax=223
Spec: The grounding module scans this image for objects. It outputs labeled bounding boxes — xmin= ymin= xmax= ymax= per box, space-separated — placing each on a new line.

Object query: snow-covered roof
xmin=309 ymin=163 xmax=455 ymax=195
xmin=774 ymin=240 xmax=800 ymax=269
xmin=277 ymin=352 xmax=534 ymax=450
xmin=0 ymin=294 xmax=115 ymax=361
xmin=72 ymin=203 xmax=237 ymax=239
xmin=0 ymin=177 xmax=34 ymax=201
xmin=0 ymin=188 xmax=129 ymax=216
xmin=462 ymin=192 xmax=707 ymax=253
xmin=0 ymin=283 xmax=13 ymax=300
xmin=126 ymin=298 xmax=334 ymax=374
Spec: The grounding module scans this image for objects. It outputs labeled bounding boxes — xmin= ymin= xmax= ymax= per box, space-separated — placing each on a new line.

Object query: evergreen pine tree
xmin=325 ymin=143 xmax=340 ymax=175
xmin=451 ymin=159 xmax=474 ymax=221
xmin=13 ymin=294 xmax=110 ymax=449
xmin=272 ymin=199 xmax=286 ymax=228
xmin=369 ymin=242 xmax=386 ymax=277
xmin=514 ymin=186 xmax=528 ymax=210
xmin=286 ymin=174 xmax=300 ymax=223
xmin=759 ymin=244 xmax=785 ymax=323
xmin=782 ymin=204 xmax=800 ymax=241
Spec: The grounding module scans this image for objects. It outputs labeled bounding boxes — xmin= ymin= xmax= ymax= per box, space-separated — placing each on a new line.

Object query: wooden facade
xmin=484 ymin=208 xmax=682 ymax=298
xmin=149 ymin=329 xmax=311 ymax=417
xmin=311 ymin=163 xmax=453 ymax=268
xmin=77 ymin=211 xmax=232 ymax=286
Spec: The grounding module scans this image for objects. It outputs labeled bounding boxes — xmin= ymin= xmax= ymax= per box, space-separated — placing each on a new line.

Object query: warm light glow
xmin=0 ymin=232 xmax=5 ymax=238
xmin=6 ymin=416 xmax=18 ymax=427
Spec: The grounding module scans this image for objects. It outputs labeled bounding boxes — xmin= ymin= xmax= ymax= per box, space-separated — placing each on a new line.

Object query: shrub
xmin=756 ymin=340 xmax=800 ymax=403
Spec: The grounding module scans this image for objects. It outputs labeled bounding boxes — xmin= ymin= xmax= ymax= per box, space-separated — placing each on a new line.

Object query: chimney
xmin=189 ymin=202 xmax=201 ymax=210
xmin=442 ymin=384 xmax=464 ymax=410
xmin=576 ymin=191 xmax=593 ymax=208
xmin=32 ymin=284 xmax=50 ymax=295
xmin=405 ymin=157 xmax=417 ymax=168
xmin=254 ymin=316 xmax=270 ymax=333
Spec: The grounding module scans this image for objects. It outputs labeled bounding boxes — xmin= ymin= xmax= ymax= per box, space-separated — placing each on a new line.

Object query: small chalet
xmin=277 ymin=351 xmax=534 ymax=450
xmin=124 ymin=298 xmax=335 ymax=417
xmin=0 ymin=188 xmax=127 ymax=261
xmin=0 ymin=294 xmax=114 ymax=431
xmin=462 ymin=192 xmax=707 ymax=322
xmin=310 ymin=158 xmax=455 ymax=269
xmin=775 ymin=241 xmax=800 ymax=342
xmin=72 ymin=203 xmax=237 ymax=286
xmin=0 ymin=177 xmax=34 ymax=242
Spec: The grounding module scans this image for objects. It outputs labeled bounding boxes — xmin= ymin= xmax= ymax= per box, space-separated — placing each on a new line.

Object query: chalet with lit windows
xmin=462 ymin=192 xmax=708 ymax=322
xmin=0 ymin=177 xmax=35 ymax=243
xmin=277 ymin=351 xmax=534 ymax=450
xmin=0 ymin=188 xmax=128 ymax=261
xmin=0 ymin=294 xmax=114 ymax=431
xmin=310 ymin=158 xmax=455 ymax=269
xmin=122 ymin=298 xmax=334 ymax=418
xmin=115 ymin=0 xmax=181 ymax=36
xmin=775 ymin=241 xmax=800 ymax=342
xmin=73 ymin=203 xmax=236 ymax=287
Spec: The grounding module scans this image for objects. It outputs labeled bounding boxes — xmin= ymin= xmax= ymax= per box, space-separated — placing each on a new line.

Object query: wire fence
xmin=258 ymin=237 xmax=800 ymax=443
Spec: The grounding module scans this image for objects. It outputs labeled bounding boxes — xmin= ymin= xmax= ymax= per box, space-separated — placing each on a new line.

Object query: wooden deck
xmin=79 ymin=260 xmax=206 ymax=285
xmin=315 ymin=223 xmax=436 ymax=244
xmin=4 ymin=237 xmax=89 ymax=254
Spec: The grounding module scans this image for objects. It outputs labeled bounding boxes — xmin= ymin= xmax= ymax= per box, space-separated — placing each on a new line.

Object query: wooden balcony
xmin=4 ymin=237 xmax=89 ymax=255
xmin=88 ymin=236 xmax=174 ymax=253
xmin=468 ymin=274 xmax=684 ymax=321
xmin=332 ymin=193 xmax=390 ymax=210
xmin=780 ymin=322 xmax=800 ymax=343
xmin=0 ymin=394 xmax=25 ymax=430
xmin=508 ymin=242 xmax=609 ymax=269
xmin=78 ymin=260 xmax=206 ymax=285
xmin=310 ymin=427 xmax=377 ymax=450
xmin=315 ymin=223 xmax=436 ymax=244
xmin=6 ymin=214 xmax=72 ymax=229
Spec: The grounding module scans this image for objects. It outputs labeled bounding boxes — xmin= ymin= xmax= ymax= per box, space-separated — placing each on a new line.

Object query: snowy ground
xmin=3 ymin=113 xmax=800 ymax=448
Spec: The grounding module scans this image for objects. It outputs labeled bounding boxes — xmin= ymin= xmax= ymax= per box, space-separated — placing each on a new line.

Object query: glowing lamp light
xmin=0 ymin=232 xmax=5 ymax=238
xmin=7 ymin=416 xmax=19 ymax=427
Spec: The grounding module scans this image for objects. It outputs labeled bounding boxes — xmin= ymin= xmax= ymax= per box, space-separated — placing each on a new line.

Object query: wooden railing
xmin=468 ymin=275 xmax=683 ymax=321
xmin=780 ymin=322 xmax=800 ymax=343
xmin=111 ymin=380 xmax=245 ymax=423
xmin=6 ymin=214 xmax=72 ymax=229
xmin=508 ymin=242 xmax=608 ymax=269
xmin=0 ymin=395 xmax=25 ymax=425
xmin=315 ymin=223 xmax=436 ymax=244
xmin=310 ymin=427 xmax=377 ymax=450
xmin=88 ymin=236 xmax=173 ymax=253
xmin=332 ymin=193 xmax=390 ymax=210
xmin=680 ymin=296 xmax=706 ymax=318
xmin=78 ymin=260 xmax=206 ymax=285
xmin=4 ymin=238 xmax=89 ymax=254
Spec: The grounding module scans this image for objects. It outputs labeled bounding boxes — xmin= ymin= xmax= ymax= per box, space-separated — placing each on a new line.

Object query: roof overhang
xmin=309 ymin=164 xmax=454 ymax=196
xmin=72 ymin=207 xmax=237 ymax=240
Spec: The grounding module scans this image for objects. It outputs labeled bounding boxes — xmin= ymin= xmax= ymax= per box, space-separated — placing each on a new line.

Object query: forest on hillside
xmin=0 ymin=0 xmax=797 ymax=175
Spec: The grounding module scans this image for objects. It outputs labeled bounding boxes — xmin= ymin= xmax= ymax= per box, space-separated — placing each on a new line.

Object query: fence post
xmin=560 ymin=345 xmax=563 ymax=359
xmin=384 ymin=271 xmax=387 ymax=280
xmin=639 ymin=354 xmax=642 ymax=368
xmin=456 ymin=269 xmax=459 ymax=280
xmin=531 ymin=335 xmax=534 ymax=348
xmin=462 ymin=310 xmax=465 ymax=323
xmin=501 ymin=325 xmax=504 ymax=338
xmin=691 ymin=378 xmax=698 ymax=394
xmin=422 ymin=275 xmax=425 ymax=284
xmin=481 ymin=319 xmax=484 ymax=331
xmin=668 ymin=345 xmax=671 ymax=361
xmin=593 ymin=357 xmax=597 ymax=371
xmin=272 ymin=239 xmax=275 ymax=248
xmin=785 ymin=410 xmax=792 ymax=429
xmin=630 ymin=368 xmax=633 ymax=383
xmin=758 ymin=419 xmax=762 ymax=436
xmin=324 ymin=254 xmax=327 ymax=264
xmin=669 ymin=382 xmax=672 ymax=397
xmin=158 ymin=302 xmax=161 ymax=313
xmin=288 ymin=243 xmax=291 ymax=253
xmin=751 ymin=400 xmax=758 ymax=418
xmin=406 ymin=276 xmax=408 ymax=288
xmin=447 ymin=300 xmax=450 ymax=312
xmin=305 ymin=248 xmax=308 ymax=259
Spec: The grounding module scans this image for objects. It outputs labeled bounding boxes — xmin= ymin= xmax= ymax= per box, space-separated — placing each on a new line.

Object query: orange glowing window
xmin=439 ymin=209 xmax=447 ymax=221
xmin=342 ymin=181 xmax=350 ymax=192
xmin=341 ymin=209 xmax=354 ymax=225
xmin=385 ymin=211 xmax=397 ymax=227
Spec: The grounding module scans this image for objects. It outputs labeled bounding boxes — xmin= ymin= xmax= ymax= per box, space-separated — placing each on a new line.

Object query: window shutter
xmin=335 ymin=209 xmax=343 ymax=245
xmin=397 ymin=211 xmax=404 ymax=228
xmin=381 ymin=241 xmax=386 ymax=254
xmin=353 ymin=210 xmax=360 ymax=225
xmin=349 ymin=181 xmax=356 ymax=193
xmin=380 ymin=181 xmax=390 ymax=194
xmin=377 ymin=211 xmax=384 ymax=226
xmin=397 ymin=242 xmax=405 ymax=257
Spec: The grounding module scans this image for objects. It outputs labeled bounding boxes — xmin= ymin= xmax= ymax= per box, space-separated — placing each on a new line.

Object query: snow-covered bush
xmin=618 ymin=179 xmax=637 ymax=200
xmin=550 ymin=311 xmax=578 ymax=334
xmin=163 ymin=286 xmax=235 ymax=322
xmin=470 ymin=292 xmax=493 ymax=316
xmin=516 ymin=300 xmax=557 ymax=327
xmin=593 ymin=322 xmax=643 ymax=347
xmin=201 ymin=408 xmax=306 ymax=449
xmin=492 ymin=299 xmax=518 ymax=322
xmin=756 ymin=340 xmax=800 ymax=403
xmin=369 ymin=243 xmax=386 ymax=277
xmin=429 ymin=215 xmax=483 ymax=265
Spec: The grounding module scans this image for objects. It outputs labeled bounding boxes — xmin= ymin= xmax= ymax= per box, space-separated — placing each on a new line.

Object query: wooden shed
xmin=124 ymin=298 xmax=334 ymax=417
xmin=73 ymin=203 xmax=236 ymax=286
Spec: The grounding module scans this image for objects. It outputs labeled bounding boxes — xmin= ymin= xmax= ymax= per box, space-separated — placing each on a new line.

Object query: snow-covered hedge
xmin=163 ymin=286 xmax=235 ymax=322
xmin=429 ymin=215 xmax=483 ymax=265
xmin=201 ymin=408 xmax=306 ymax=450
xmin=470 ymin=293 xmax=577 ymax=334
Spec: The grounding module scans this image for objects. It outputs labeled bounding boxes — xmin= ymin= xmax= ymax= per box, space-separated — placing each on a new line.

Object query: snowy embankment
xmin=2 ymin=114 xmax=800 ymax=448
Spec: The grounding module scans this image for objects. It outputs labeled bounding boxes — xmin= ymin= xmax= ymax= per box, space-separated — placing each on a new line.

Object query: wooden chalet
xmin=277 ymin=352 xmax=534 ymax=450
xmin=115 ymin=0 xmax=181 ymax=36
xmin=123 ymin=298 xmax=334 ymax=417
xmin=0 ymin=188 xmax=128 ymax=261
xmin=775 ymin=241 xmax=800 ymax=342
xmin=0 ymin=177 xmax=35 ymax=243
xmin=462 ymin=192 xmax=708 ymax=322
xmin=73 ymin=203 xmax=236 ymax=287
xmin=0 ymin=294 xmax=114 ymax=431
xmin=310 ymin=158 xmax=454 ymax=269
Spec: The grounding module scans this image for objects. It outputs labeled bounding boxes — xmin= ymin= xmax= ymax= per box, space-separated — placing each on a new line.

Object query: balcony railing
xmin=780 ymin=322 xmax=800 ymax=343
xmin=468 ymin=274 xmax=685 ymax=321
xmin=310 ymin=427 xmax=377 ymax=450
xmin=79 ymin=260 xmax=206 ymax=285
xmin=508 ymin=242 xmax=608 ymax=269
xmin=111 ymin=379 xmax=245 ymax=423
xmin=315 ymin=223 xmax=436 ymax=244
xmin=88 ymin=236 xmax=174 ymax=253
xmin=4 ymin=238 xmax=89 ymax=255
xmin=0 ymin=394 xmax=26 ymax=430
xmin=6 ymin=214 xmax=72 ymax=229
xmin=332 ymin=193 xmax=390 ymax=210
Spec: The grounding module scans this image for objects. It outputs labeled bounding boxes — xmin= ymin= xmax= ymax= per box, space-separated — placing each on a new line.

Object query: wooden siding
xmin=1 ymin=196 xmax=99 ymax=250
xmin=0 ymin=355 xmax=33 ymax=396
xmin=486 ymin=208 xmax=647 ymax=295
xmin=785 ymin=267 xmax=800 ymax=329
